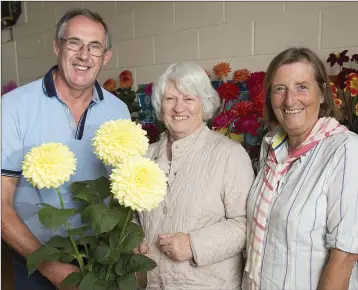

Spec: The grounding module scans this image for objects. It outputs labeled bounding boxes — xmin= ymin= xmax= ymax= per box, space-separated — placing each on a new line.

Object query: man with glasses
xmin=2 ymin=9 xmax=130 ymax=290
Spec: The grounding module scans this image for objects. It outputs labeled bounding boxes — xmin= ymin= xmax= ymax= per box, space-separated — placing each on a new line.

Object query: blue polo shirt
xmin=2 ymin=65 xmax=131 ymax=243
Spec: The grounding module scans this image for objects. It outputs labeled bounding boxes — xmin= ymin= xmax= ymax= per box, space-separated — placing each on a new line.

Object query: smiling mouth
xmin=74 ymin=65 xmax=90 ymax=71
xmin=173 ymin=116 xmax=189 ymax=120
xmin=284 ymin=109 xmax=304 ymax=114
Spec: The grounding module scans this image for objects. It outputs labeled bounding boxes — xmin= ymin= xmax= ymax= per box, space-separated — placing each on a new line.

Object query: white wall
xmin=2 ymin=1 xmax=358 ymax=87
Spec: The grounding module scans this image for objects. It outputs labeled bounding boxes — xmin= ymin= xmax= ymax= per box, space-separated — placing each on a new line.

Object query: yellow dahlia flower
xmin=22 ymin=143 xmax=76 ymax=189
xmin=110 ymin=156 xmax=167 ymax=211
xmin=93 ymin=120 xmax=149 ymax=167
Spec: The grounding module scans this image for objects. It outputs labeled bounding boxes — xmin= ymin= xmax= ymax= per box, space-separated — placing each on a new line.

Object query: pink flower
xmin=144 ymin=83 xmax=153 ymax=96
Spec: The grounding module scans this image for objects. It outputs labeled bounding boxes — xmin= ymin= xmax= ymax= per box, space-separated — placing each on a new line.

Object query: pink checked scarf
xmin=244 ymin=117 xmax=348 ymax=290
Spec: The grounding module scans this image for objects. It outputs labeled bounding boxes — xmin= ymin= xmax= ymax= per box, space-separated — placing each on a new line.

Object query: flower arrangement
xmin=327 ymin=50 xmax=358 ymax=133
xmin=209 ymin=62 xmax=268 ymax=170
xmin=24 ymin=120 xmax=167 ymax=289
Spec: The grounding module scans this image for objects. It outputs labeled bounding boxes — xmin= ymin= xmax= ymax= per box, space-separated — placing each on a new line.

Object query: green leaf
xmin=59 ymin=252 xmax=76 ymax=263
xmin=110 ymin=223 xmax=144 ymax=254
xmin=114 ymin=255 xmax=131 ymax=276
xmin=79 ymin=272 xmax=98 ymax=290
xmin=94 ymin=241 xmax=121 ymax=265
xmin=76 ymin=236 xmax=98 ymax=251
xmin=78 ymin=271 xmax=113 ymax=290
xmin=60 ymin=272 xmax=83 ymax=288
xmin=117 ymin=274 xmax=137 ymax=290
xmin=46 ymin=236 xmax=72 ymax=250
xmin=27 ymin=246 xmax=66 ymax=275
xmin=71 ymin=176 xmax=111 ymax=205
xmin=124 ymin=255 xmax=157 ymax=274
xmin=38 ymin=204 xmax=76 ymax=232
xmin=68 ymin=226 xmax=91 ymax=239
xmin=82 ymin=204 xmax=128 ymax=235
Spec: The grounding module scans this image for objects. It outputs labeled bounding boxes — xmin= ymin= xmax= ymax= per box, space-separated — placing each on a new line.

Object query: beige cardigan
xmin=138 ymin=124 xmax=255 ymax=290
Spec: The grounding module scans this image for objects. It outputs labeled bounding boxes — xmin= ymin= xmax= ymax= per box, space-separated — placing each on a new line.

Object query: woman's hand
xmin=157 ymin=233 xmax=193 ymax=262
xmin=133 ymin=239 xmax=148 ymax=255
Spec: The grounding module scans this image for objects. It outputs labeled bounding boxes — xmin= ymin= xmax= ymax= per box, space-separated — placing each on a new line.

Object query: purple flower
xmin=144 ymin=83 xmax=153 ymax=96
xmin=351 ymin=54 xmax=358 ymax=63
xmin=1 ymin=81 xmax=18 ymax=95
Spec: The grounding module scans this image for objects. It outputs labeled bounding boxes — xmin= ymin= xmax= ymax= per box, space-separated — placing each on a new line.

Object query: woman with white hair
xmin=134 ymin=62 xmax=255 ymax=290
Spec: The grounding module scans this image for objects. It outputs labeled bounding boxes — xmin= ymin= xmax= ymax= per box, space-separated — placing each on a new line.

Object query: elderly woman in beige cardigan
xmin=134 ymin=62 xmax=254 ymax=290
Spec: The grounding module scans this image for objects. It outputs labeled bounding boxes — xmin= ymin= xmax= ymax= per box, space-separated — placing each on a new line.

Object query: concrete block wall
xmin=2 ymin=1 xmax=358 ymax=88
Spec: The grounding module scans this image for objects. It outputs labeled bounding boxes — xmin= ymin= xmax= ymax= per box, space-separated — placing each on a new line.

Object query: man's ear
xmin=102 ymin=49 xmax=112 ymax=67
xmin=53 ymin=40 xmax=60 ymax=56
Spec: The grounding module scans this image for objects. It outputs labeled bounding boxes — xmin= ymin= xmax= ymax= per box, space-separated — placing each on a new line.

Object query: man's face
xmin=54 ymin=15 xmax=112 ymax=91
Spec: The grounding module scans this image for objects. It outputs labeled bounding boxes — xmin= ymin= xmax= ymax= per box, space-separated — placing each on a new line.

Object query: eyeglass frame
xmin=60 ymin=37 xmax=108 ymax=57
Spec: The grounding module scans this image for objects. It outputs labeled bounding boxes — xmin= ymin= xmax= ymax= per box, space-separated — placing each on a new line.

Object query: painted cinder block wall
xmin=1 ymin=1 xmax=358 ymax=88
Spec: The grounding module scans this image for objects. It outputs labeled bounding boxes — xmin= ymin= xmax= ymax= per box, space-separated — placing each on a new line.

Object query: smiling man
xmin=1 ymin=9 xmax=130 ymax=290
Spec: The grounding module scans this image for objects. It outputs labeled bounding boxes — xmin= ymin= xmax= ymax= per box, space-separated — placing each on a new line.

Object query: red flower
xmin=351 ymin=54 xmax=358 ymax=63
xmin=141 ymin=123 xmax=159 ymax=144
xmin=119 ymin=70 xmax=133 ymax=89
xmin=212 ymin=110 xmax=238 ymax=129
xmin=336 ymin=67 xmax=357 ymax=89
xmin=327 ymin=50 xmax=349 ymax=67
xmin=217 ymin=82 xmax=240 ymax=103
xmin=252 ymin=93 xmax=265 ymax=117
xmin=231 ymin=101 xmax=254 ymax=116
xmin=246 ymin=71 xmax=266 ymax=90
xmin=103 ymin=78 xmax=116 ymax=92
xmin=233 ymin=115 xmax=261 ymax=136
xmin=144 ymin=83 xmax=153 ymax=96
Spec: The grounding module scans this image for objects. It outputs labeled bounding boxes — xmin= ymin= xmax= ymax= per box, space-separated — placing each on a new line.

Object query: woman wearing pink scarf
xmin=243 ymin=47 xmax=358 ymax=290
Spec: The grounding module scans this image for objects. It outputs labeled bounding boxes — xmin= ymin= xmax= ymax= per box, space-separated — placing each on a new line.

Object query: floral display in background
xmin=103 ymin=73 xmax=165 ymax=143
xmin=103 ymin=70 xmax=138 ymax=121
xmin=1 ymin=80 xmax=18 ymax=95
xmin=209 ymin=62 xmax=269 ymax=171
xmin=327 ymin=50 xmax=358 ymax=133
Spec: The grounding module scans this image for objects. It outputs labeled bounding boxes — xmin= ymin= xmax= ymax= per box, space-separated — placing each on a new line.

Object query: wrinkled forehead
xmin=65 ymin=15 xmax=106 ymax=43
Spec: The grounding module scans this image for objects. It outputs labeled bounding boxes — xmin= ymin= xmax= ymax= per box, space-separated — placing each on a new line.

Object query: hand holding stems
xmin=38 ymin=260 xmax=79 ymax=290
xmin=157 ymin=232 xmax=193 ymax=262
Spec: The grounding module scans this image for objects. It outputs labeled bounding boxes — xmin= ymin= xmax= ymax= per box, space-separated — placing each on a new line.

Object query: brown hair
xmin=263 ymin=47 xmax=340 ymax=123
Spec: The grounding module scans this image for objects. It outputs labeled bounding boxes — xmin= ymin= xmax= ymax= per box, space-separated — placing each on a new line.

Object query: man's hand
xmin=133 ymin=239 xmax=148 ymax=255
xmin=157 ymin=233 xmax=193 ymax=262
xmin=38 ymin=260 xmax=80 ymax=290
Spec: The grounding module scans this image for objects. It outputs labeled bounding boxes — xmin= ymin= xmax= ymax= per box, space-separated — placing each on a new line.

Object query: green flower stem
xmin=105 ymin=264 xmax=113 ymax=281
xmin=83 ymin=243 xmax=89 ymax=258
xmin=108 ymin=193 xmax=114 ymax=208
xmin=56 ymin=188 xmax=85 ymax=275
xmin=105 ymin=208 xmax=133 ymax=281
xmin=115 ymin=209 xmax=133 ymax=251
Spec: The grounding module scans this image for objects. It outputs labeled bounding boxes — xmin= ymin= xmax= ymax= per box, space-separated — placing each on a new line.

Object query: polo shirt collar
xmin=42 ymin=65 xmax=104 ymax=101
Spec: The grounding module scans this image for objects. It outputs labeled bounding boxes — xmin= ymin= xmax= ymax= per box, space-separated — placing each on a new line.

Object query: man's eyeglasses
xmin=61 ymin=38 xmax=106 ymax=57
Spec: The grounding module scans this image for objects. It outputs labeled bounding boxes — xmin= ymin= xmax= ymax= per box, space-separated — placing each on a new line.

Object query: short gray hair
xmin=151 ymin=62 xmax=220 ymax=121
xmin=55 ymin=8 xmax=112 ymax=50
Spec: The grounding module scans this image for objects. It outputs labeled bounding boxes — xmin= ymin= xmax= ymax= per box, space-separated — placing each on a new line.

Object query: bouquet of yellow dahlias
xmin=25 ymin=120 xmax=166 ymax=290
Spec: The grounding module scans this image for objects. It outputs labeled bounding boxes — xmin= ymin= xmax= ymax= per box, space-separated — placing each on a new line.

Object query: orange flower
xmin=213 ymin=62 xmax=231 ymax=80
xmin=344 ymin=73 xmax=358 ymax=97
xmin=103 ymin=78 xmax=116 ymax=92
xmin=334 ymin=98 xmax=342 ymax=109
xmin=119 ymin=70 xmax=133 ymax=89
xmin=233 ymin=69 xmax=250 ymax=83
